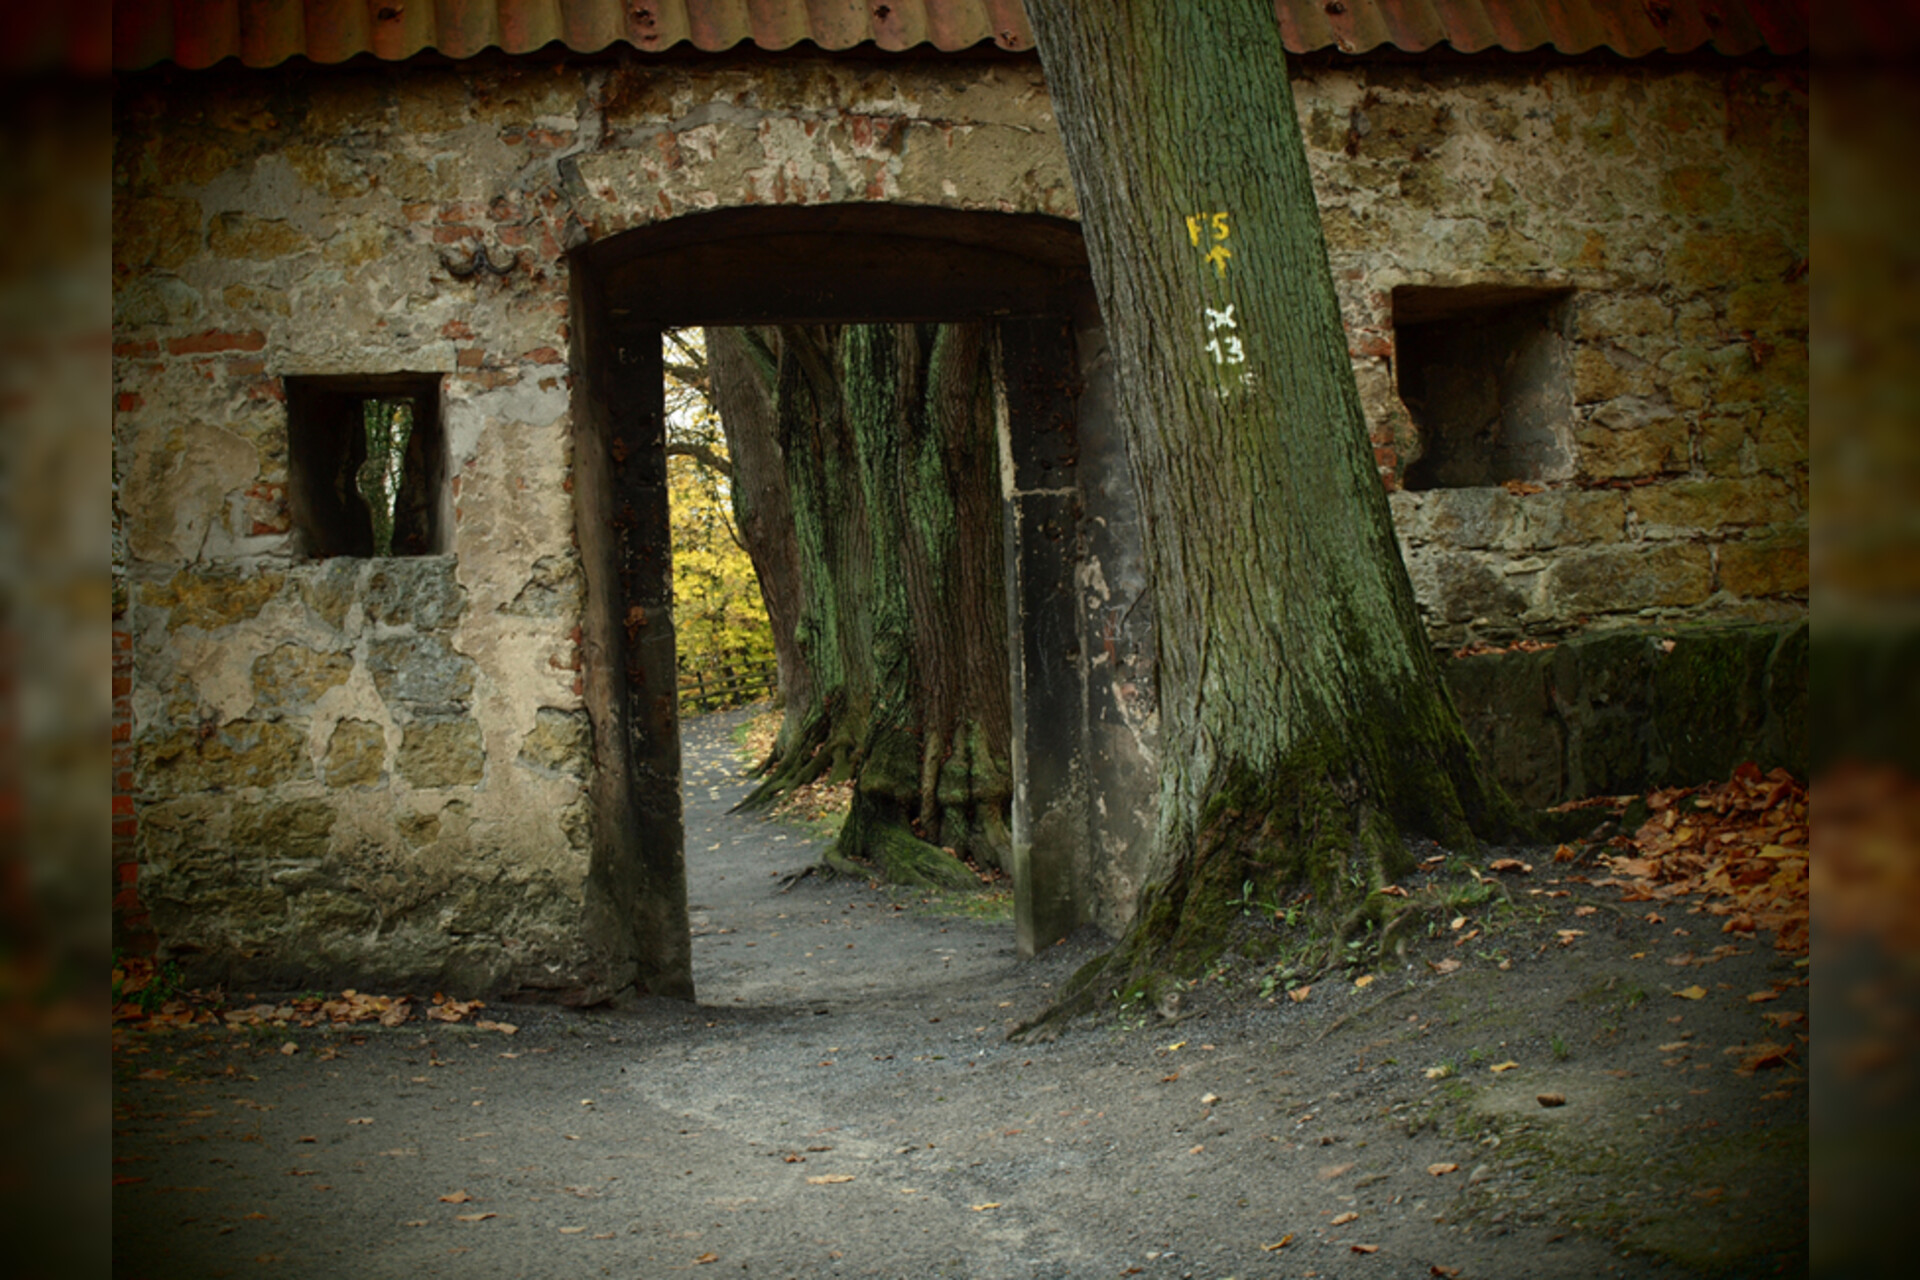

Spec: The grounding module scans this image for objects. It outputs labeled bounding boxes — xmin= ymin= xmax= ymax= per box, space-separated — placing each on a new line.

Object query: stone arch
xmin=568 ymin=203 xmax=1123 ymax=998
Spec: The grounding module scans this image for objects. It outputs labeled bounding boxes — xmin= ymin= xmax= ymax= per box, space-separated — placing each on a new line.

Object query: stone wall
xmin=113 ymin=51 xmax=1808 ymax=985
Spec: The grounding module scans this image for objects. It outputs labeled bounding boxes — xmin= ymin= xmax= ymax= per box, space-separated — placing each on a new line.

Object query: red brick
xmin=113 ymin=818 xmax=137 ymax=840
xmin=527 ymin=346 xmax=563 ymax=365
xmin=166 ymin=329 xmax=266 ymax=356
xmin=456 ymin=348 xmax=485 ymax=368
xmin=433 ymin=225 xmax=481 ymax=244
xmin=118 ymin=862 xmax=140 ymax=885
xmin=112 ymin=794 xmax=134 ymax=817
xmin=440 ymin=319 xmax=474 ymax=340
xmin=114 ymin=340 xmax=159 ymax=358
xmin=116 ymin=392 xmax=145 ymax=413
xmin=112 ymin=720 xmax=131 ymax=743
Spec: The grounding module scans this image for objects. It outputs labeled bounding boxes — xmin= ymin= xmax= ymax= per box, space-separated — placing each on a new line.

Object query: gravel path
xmin=113 ymin=709 xmax=1807 ymax=1279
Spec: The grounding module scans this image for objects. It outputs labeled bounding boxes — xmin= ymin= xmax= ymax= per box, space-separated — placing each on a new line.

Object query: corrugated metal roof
xmin=112 ymin=0 xmax=1807 ymax=72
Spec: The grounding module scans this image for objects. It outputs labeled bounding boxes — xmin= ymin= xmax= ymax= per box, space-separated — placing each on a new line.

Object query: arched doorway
xmin=568 ymin=205 xmax=1129 ymax=999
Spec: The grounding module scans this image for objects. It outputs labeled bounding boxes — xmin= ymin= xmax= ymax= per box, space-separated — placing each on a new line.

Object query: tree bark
xmin=705 ymin=327 xmax=809 ymax=733
xmin=1024 ymin=1 xmax=1515 ymax=996
xmin=733 ymin=323 xmax=1013 ymax=888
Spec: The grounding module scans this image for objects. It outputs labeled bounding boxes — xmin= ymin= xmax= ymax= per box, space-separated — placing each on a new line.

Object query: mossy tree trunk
xmin=1024 ymin=0 xmax=1515 ymax=992
xmin=727 ymin=324 xmax=1012 ymax=887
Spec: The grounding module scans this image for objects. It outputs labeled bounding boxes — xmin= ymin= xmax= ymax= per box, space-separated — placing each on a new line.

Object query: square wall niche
xmin=1393 ymin=285 xmax=1575 ymax=491
xmin=285 ymin=374 xmax=450 ymax=559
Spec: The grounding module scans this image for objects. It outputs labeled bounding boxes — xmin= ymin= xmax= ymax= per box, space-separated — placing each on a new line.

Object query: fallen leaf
xmin=806 ymin=1174 xmax=855 ymax=1185
xmin=1537 ymin=1093 xmax=1568 ymax=1108
xmin=1262 ymin=1235 xmax=1295 ymax=1251
xmin=1745 ymin=990 xmax=1780 ymax=1004
xmin=1423 ymin=1064 xmax=1454 ymax=1080
xmin=474 ymin=1020 xmax=519 ymax=1035
xmin=1555 ymin=929 xmax=1585 ymax=946
xmin=1188 ymin=1144 xmax=1205 ymax=1155
xmin=693 ymin=1253 xmax=719 ymax=1265
xmin=559 ymin=1227 xmax=585 ymax=1235
xmin=1352 ymin=1243 xmax=1380 ymax=1254
xmin=1165 ymin=1040 xmax=1187 ymax=1052
xmin=1449 ymin=916 xmax=1466 ymax=930
xmin=1432 ymin=1267 xmax=1462 ymax=1278
xmin=1738 ymin=1042 xmax=1795 ymax=1072
xmin=1320 ymin=1163 xmax=1356 ymax=1182
xmin=1354 ymin=974 xmax=1375 ymax=989
xmin=279 ymin=1042 xmax=299 ymax=1056
xmin=1331 ymin=1211 xmax=1359 ymax=1225
xmin=438 ymin=1191 xmax=473 ymax=1204
xmin=1427 ymin=1162 xmax=1459 ymax=1175
xmin=1490 ymin=1060 xmax=1520 ymax=1073
xmin=969 ymin=1202 xmax=1002 ymax=1211
xmin=1288 ymin=986 xmax=1312 ymax=1004
xmin=1674 ymin=985 xmax=1707 ymax=1000
xmin=1489 ymin=858 xmax=1532 ymax=874
xmin=1574 ymin=905 xmax=1598 ymax=917
xmin=1762 ymin=1010 xmax=1806 ymax=1028
xmin=1200 ymin=1093 xmax=1220 ymax=1106
xmin=454 ymin=1212 xmax=495 ymax=1223
xmin=346 ymin=1118 xmax=373 ymax=1126
xmin=1160 ymin=1073 xmax=1179 ymax=1083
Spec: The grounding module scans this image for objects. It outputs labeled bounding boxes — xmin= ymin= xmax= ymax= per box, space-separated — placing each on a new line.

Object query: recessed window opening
xmin=286 ymin=374 xmax=449 ymax=558
xmin=1393 ymin=285 xmax=1575 ymax=491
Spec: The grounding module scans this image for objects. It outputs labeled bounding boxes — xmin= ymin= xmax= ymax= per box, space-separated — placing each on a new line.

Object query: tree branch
xmin=666 ymin=440 xmax=734 ymax=479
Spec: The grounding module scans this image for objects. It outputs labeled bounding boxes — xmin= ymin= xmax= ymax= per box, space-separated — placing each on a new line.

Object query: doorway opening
xmin=570 ymin=206 xmax=1111 ymax=1001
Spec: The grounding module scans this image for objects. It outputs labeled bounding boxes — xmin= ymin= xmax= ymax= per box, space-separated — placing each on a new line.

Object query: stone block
xmin=365 ymin=557 xmax=467 ymax=631
xmin=324 ymin=718 xmax=386 ymax=788
xmin=143 ymin=568 xmax=285 ymax=632
xmin=1415 ymin=551 xmax=1528 ymax=625
xmin=231 ymin=798 xmax=336 ymax=860
xmin=1543 ymin=544 xmax=1713 ymax=615
xmin=1418 ymin=488 xmax=1521 ymax=551
xmin=1519 ymin=489 xmax=1626 ymax=548
xmin=501 ymin=553 xmax=584 ymax=619
xmin=208 ymin=211 xmax=307 ymax=260
xmin=1442 ymin=648 xmax=1565 ymax=809
xmin=1648 ymin=628 xmax=1777 ymax=784
xmin=518 ymin=707 xmax=592 ymax=776
xmin=1574 ymin=400 xmax=1689 ymax=479
xmin=113 ymin=196 xmax=201 ymax=272
xmin=294 ymin=559 xmax=361 ymax=631
xmin=1573 ymin=347 xmax=1653 ymax=404
xmin=1629 ymin=478 xmax=1793 ymax=534
xmin=367 ymin=634 xmax=476 ymax=713
xmin=251 ymin=643 xmax=352 ymax=713
xmin=1696 ymin=412 xmax=1756 ymax=477
xmin=141 ymin=719 xmax=309 ymax=792
xmin=1718 ymin=529 xmax=1810 ymax=598
xmin=397 ymin=717 xmax=485 ymax=787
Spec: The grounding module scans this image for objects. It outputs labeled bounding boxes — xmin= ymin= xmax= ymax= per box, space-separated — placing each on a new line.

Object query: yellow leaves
xmin=454 ymin=1212 xmax=495 ymax=1223
xmin=1423 ymin=1064 xmax=1454 ymax=1080
xmin=968 ymin=1202 xmax=1002 ymax=1211
xmin=1555 ymin=929 xmax=1586 ymax=946
xmin=1353 ymin=974 xmax=1375 ymax=990
xmin=439 ymin=1190 xmax=473 ymax=1203
xmin=1673 ymin=985 xmax=1708 ymax=1000
xmin=693 ymin=1252 xmax=720 ymax=1265
xmin=1331 ymin=1211 xmax=1359 ymax=1225
xmin=1427 ymin=1162 xmax=1460 ymax=1176
xmin=806 ymin=1174 xmax=855 ymax=1185
xmin=1262 ymin=1235 xmax=1295 ymax=1251
xmin=1164 ymin=1040 xmax=1187 ymax=1052
xmin=1427 ymin=958 xmax=1461 ymax=975
xmin=427 ymin=994 xmax=485 ymax=1023
xmin=1288 ymin=985 xmax=1312 ymax=1004
xmin=1488 ymin=858 xmax=1532 ymax=874
xmin=1489 ymin=1061 xmax=1520 ymax=1073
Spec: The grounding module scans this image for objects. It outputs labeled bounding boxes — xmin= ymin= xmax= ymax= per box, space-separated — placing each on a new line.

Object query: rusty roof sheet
xmin=112 ymin=0 xmax=1807 ymax=72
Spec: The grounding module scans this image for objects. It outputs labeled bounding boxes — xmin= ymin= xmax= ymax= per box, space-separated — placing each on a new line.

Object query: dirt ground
xmin=113 ymin=708 xmax=1808 ymax=1279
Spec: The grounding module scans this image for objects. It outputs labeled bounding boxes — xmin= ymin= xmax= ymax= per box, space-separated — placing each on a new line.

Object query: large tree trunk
xmin=704 ymin=327 xmax=810 ymax=742
xmin=733 ymin=323 xmax=1013 ymax=888
xmin=1025 ymin=1 xmax=1515 ymax=996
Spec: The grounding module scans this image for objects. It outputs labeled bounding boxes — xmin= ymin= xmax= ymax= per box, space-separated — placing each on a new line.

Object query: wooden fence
xmin=677 ymin=660 xmax=777 ymax=714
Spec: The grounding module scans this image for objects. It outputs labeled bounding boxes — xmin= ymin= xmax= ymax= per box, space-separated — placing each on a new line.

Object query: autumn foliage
xmin=1587 ymin=762 xmax=1809 ymax=952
